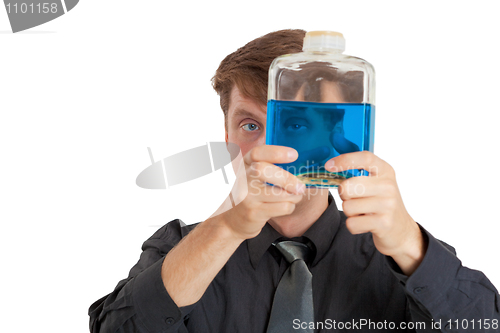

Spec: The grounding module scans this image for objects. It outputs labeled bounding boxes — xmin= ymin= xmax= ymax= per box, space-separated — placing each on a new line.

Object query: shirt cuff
xmin=131 ymin=256 xmax=186 ymax=332
xmin=385 ymin=224 xmax=462 ymax=310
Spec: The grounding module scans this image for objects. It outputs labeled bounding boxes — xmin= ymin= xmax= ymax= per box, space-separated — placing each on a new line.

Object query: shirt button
xmin=413 ymin=287 xmax=425 ymax=294
xmin=165 ymin=317 xmax=175 ymax=325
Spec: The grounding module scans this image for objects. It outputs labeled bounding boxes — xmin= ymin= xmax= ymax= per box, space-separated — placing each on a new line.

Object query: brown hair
xmin=211 ymin=29 xmax=306 ymax=131
xmin=278 ymin=62 xmax=364 ymax=102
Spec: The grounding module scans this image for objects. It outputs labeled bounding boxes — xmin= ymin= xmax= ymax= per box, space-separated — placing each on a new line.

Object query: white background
xmin=1 ymin=0 xmax=499 ymax=331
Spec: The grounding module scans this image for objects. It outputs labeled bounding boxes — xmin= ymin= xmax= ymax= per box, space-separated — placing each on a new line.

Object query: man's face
xmin=224 ymin=81 xmax=346 ymax=158
xmin=225 ymin=85 xmax=267 ymax=157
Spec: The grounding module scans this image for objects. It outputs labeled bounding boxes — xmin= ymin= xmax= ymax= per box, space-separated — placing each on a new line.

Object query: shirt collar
xmin=247 ymin=191 xmax=341 ymax=269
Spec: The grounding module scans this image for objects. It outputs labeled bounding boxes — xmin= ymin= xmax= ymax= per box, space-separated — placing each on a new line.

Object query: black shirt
xmin=89 ymin=193 xmax=500 ymax=332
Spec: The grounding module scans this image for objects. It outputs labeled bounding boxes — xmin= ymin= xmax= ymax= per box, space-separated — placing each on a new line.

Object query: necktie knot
xmin=273 ymin=240 xmax=312 ymax=265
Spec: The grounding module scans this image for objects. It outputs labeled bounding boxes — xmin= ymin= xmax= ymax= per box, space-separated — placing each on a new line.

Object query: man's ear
xmin=225 ymin=128 xmax=228 ymax=144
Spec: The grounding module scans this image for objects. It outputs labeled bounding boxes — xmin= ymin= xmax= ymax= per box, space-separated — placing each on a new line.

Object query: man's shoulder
xmin=141 ymin=219 xmax=200 ymax=249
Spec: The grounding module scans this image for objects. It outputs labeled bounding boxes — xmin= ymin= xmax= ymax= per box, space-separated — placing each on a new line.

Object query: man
xmin=89 ymin=29 xmax=500 ymax=332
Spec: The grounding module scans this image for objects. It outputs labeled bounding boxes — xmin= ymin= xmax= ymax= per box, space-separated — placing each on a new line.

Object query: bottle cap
xmin=303 ymin=31 xmax=345 ymax=52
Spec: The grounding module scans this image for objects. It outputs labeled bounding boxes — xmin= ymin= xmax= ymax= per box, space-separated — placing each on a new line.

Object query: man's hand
xmin=222 ymin=145 xmax=306 ymax=241
xmin=162 ymin=145 xmax=304 ymax=307
xmin=325 ymin=151 xmax=426 ymax=275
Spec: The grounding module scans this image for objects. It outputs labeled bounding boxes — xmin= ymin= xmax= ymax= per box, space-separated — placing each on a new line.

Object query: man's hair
xmin=211 ymin=29 xmax=306 ymax=131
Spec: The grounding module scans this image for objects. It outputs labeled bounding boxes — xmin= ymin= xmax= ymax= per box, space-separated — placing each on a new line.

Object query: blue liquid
xmin=266 ymin=100 xmax=375 ymax=187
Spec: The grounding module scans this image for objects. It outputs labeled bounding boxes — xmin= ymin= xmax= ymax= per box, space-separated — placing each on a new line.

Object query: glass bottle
xmin=266 ymin=31 xmax=375 ymax=187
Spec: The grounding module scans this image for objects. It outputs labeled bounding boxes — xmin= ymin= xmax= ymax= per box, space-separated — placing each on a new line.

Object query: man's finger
xmin=345 ymin=214 xmax=379 ymax=235
xmin=248 ymin=162 xmax=305 ymax=195
xmin=257 ymin=185 xmax=304 ymax=203
xmin=260 ymin=201 xmax=297 ymax=218
xmin=342 ymin=197 xmax=381 ymax=217
xmin=339 ymin=176 xmax=389 ymax=200
xmin=324 ymin=151 xmax=392 ymax=177
xmin=243 ymin=144 xmax=298 ymax=165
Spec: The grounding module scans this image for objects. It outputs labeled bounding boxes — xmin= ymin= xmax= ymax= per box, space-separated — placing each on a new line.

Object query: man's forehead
xmin=228 ymin=86 xmax=266 ymax=119
xmin=231 ymin=108 xmax=266 ymax=120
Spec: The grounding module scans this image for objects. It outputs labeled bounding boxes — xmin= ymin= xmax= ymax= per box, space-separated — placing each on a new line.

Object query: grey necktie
xmin=266 ymin=241 xmax=314 ymax=333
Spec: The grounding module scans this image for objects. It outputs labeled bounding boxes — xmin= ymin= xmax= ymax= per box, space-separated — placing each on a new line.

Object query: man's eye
xmin=283 ymin=117 xmax=309 ymax=133
xmin=242 ymin=123 xmax=259 ymax=132
xmin=286 ymin=124 xmax=308 ymax=131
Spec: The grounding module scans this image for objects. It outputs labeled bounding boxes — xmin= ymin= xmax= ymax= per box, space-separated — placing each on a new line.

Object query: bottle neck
xmin=303 ymin=47 xmax=344 ymax=53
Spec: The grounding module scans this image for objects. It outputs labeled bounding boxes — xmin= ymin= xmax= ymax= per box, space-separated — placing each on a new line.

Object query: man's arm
xmin=162 ymin=145 xmax=305 ymax=307
xmin=386 ymin=226 xmax=500 ymax=332
xmin=88 ymin=145 xmax=305 ymax=332
xmin=326 ymin=151 xmax=499 ymax=331
xmin=88 ymin=219 xmax=194 ymax=333
xmin=161 ymin=213 xmax=244 ymax=307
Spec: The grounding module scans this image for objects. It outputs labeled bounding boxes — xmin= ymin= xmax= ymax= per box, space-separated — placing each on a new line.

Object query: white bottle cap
xmin=303 ymin=31 xmax=345 ymax=52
